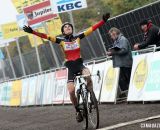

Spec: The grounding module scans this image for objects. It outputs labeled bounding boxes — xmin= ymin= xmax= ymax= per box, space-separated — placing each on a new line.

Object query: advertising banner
xmin=143 ymin=52 xmax=160 ymax=101
xmin=53 ymin=69 xmax=67 ymax=104
xmin=0 ymin=83 xmax=8 ymax=105
xmin=42 ymin=72 xmax=55 ymax=105
xmin=21 ymin=78 xmax=30 ymax=106
xmin=1 ymin=22 xmax=26 ymax=39
xmin=5 ymin=82 xmax=12 ymax=106
xmin=100 ymin=60 xmax=120 ymax=102
xmin=91 ymin=62 xmax=106 ymax=100
xmin=12 ymin=0 xmax=44 ymax=14
xmin=10 ymin=80 xmax=22 ymax=106
xmin=16 ymin=13 xmax=42 ymax=29
xmin=23 ymin=1 xmax=57 ymax=25
xmin=51 ymin=0 xmax=88 ymax=13
xmin=35 ymin=74 xmax=45 ymax=105
xmin=27 ymin=76 xmax=37 ymax=105
xmin=127 ymin=54 xmax=150 ymax=102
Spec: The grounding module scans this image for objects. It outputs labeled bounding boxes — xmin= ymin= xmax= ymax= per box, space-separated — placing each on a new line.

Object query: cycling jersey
xmin=32 ymin=20 xmax=105 ymax=61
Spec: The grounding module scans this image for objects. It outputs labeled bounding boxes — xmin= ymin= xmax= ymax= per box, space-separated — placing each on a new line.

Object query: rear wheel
xmin=88 ymin=91 xmax=99 ymax=129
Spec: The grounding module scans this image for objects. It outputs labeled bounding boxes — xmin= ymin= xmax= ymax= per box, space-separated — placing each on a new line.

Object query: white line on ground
xmin=97 ymin=114 xmax=160 ymax=130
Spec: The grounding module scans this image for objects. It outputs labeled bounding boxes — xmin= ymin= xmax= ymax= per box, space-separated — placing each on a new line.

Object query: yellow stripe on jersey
xmin=47 ymin=35 xmax=56 ymax=43
xmin=84 ymin=27 xmax=93 ymax=36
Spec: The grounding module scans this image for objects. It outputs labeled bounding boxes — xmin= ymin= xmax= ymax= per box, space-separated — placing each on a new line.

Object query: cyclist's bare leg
xmin=67 ymin=82 xmax=77 ymax=106
xmin=82 ymin=68 xmax=93 ymax=92
xmin=67 ymin=82 xmax=83 ymax=122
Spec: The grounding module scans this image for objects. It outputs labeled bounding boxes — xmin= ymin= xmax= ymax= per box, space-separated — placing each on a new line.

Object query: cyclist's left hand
xmin=103 ymin=13 xmax=110 ymax=22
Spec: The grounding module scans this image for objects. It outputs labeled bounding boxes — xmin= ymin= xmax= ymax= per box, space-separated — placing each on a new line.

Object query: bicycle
xmin=75 ymin=71 xmax=100 ymax=130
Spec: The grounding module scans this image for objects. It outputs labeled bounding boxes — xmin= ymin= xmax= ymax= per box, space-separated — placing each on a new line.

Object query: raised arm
xmin=78 ymin=13 xmax=110 ymax=39
xmin=23 ymin=26 xmax=57 ymax=43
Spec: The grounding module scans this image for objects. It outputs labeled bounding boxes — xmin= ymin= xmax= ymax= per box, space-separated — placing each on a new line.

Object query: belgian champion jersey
xmin=32 ymin=20 xmax=105 ymax=61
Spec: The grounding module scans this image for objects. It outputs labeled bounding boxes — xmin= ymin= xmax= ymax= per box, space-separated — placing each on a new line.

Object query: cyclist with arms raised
xmin=23 ymin=13 xmax=110 ymax=122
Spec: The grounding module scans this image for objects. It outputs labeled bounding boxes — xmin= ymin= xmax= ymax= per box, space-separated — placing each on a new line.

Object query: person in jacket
xmin=134 ymin=19 xmax=160 ymax=50
xmin=107 ymin=27 xmax=133 ymax=95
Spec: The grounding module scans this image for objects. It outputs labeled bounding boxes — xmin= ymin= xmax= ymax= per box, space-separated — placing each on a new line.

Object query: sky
xmin=0 ymin=0 xmax=18 ymax=25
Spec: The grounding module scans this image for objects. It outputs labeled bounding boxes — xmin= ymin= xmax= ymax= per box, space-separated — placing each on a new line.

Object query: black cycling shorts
xmin=65 ymin=58 xmax=85 ymax=83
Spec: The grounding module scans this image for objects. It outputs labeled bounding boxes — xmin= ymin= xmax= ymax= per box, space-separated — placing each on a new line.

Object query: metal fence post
xmin=15 ymin=38 xmax=26 ymax=76
xmin=5 ymin=45 xmax=16 ymax=79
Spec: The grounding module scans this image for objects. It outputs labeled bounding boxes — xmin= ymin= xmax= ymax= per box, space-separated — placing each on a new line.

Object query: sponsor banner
xmin=21 ymin=78 xmax=30 ymax=106
xmin=143 ymin=52 xmax=160 ymax=101
xmin=0 ymin=83 xmax=7 ymax=105
xmin=53 ymin=69 xmax=67 ymax=104
xmin=0 ymin=27 xmax=2 ymax=40
xmin=42 ymin=72 xmax=55 ymax=105
xmin=127 ymin=53 xmax=150 ymax=102
xmin=51 ymin=0 xmax=88 ymax=13
xmin=1 ymin=22 xmax=26 ymax=39
xmin=5 ymin=82 xmax=12 ymax=106
xmin=91 ymin=62 xmax=106 ymax=100
xmin=35 ymin=74 xmax=45 ymax=105
xmin=12 ymin=0 xmax=44 ymax=14
xmin=27 ymin=76 xmax=37 ymax=105
xmin=23 ymin=1 xmax=57 ymax=25
xmin=16 ymin=13 xmax=42 ymax=29
xmin=100 ymin=60 xmax=120 ymax=102
xmin=10 ymin=80 xmax=22 ymax=106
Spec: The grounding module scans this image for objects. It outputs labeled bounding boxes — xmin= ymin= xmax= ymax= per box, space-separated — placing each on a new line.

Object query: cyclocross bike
xmin=74 ymin=71 xmax=100 ymax=130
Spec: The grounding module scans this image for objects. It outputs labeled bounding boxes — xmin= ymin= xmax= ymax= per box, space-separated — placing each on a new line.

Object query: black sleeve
xmin=138 ymin=27 xmax=159 ymax=49
xmin=55 ymin=37 xmax=64 ymax=44
xmin=77 ymin=32 xmax=85 ymax=39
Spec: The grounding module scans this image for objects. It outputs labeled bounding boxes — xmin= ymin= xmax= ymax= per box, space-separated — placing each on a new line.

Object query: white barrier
xmin=143 ymin=52 xmax=160 ymax=101
xmin=35 ymin=74 xmax=45 ymax=105
xmin=5 ymin=82 xmax=12 ymax=106
xmin=21 ymin=78 xmax=29 ymax=106
xmin=100 ymin=60 xmax=120 ymax=103
xmin=127 ymin=53 xmax=151 ymax=102
xmin=27 ymin=76 xmax=37 ymax=105
xmin=52 ymin=69 xmax=68 ymax=104
xmin=0 ymin=59 xmax=121 ymax=106
xmin=42 ymin=72 xmax=55 ymax=105
xmin=91 ymin=62 xmax=105 ymax=100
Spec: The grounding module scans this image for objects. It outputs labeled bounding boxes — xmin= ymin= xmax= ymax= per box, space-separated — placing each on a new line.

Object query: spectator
xmin=134 ymin=19 xmax=160 ymax=50
xmin=107 ymin=27 xmax=133 ymax=95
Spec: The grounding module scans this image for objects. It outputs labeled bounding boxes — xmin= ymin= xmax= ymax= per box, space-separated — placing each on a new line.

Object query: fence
xmin=99 ymin=0 xmax=160 ymax=49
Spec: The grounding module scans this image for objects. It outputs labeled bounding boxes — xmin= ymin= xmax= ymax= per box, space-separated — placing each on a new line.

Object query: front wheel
xmin=88 ymin=91 xmax=99 ymax=129
xmin=81 ymin=95 xmax=88 ymax=130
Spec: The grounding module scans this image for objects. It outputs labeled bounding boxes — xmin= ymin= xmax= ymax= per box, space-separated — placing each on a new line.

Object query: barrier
xmin=2 ymin=50 xmax=160 ymax=107
xmin=91 ymin=62 xmax=105 ymax=101
xmin=5 ymin=82 xmax=12 ymax=106
xmin=127 ymin=53 xmax=152 ymax=102
xmin=100 ymin=60 xmax=120 ymax=103
xmin=52 ymin=69 xmax=67 ymax=104
xmin=143 ymin=52 xmax=160 ymax=101
xmin=27 ymin=76 xmax=37 ymax=105
xmin=21 ymin=78 xmax=29 ymax=106
xmin=42 ymin=72 xmax=55 ymax=105
xmin=10 ymin=80 xmax=22 ymax=106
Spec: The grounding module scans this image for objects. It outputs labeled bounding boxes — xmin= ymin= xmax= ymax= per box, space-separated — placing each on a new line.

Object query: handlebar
xmin=75 ymin=70 xmax=101 ymax=83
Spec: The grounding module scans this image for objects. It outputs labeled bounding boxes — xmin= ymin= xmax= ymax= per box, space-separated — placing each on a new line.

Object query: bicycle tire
xmin=88 ymin=91 xmax=99 ymax=129
xmin=81 ymin=93 xmax=88 ymax=130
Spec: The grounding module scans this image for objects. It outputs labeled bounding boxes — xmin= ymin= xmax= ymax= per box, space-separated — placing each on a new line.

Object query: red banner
xmin=23 ymin=0 xmax=57 ymax=25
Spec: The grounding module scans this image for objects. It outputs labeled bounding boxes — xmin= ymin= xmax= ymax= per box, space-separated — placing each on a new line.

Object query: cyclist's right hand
xmin=23 ymin=25 xmax=33 ymax=33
